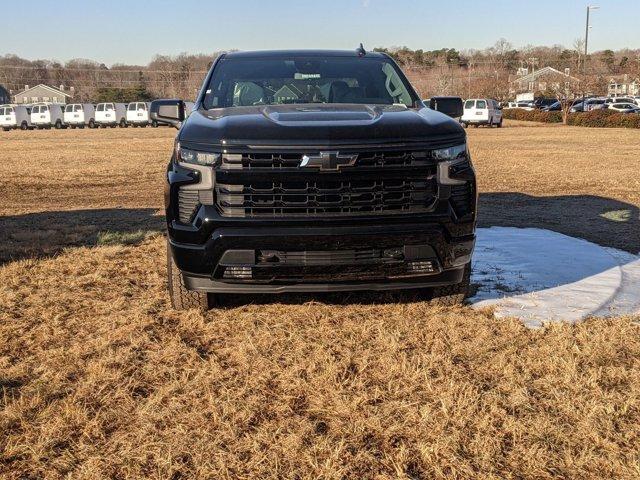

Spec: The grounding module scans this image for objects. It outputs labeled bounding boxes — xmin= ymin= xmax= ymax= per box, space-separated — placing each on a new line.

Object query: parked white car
xmin=95 ymin=102 xmax=127 ymax=127
xmin=64 ymin=103 xmax=96 ymax=128
xmin=30 ymin=104 xmax=65 ymax=129
xmin=604 ymin=97 xmax=635 ymax=106
xmin=605 ymin=102 xmax=640 ymax=114
xmin=461 ymin=98 xmax=503 ymax=128
xmin=1 ymin=105 xmax=33 ymax=131
xmin=126 ymin=102 xmax=150 ymax=127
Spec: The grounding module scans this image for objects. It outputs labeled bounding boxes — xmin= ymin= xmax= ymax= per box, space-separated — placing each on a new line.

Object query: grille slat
xmin=221 ymin=150 xmax=433 ymax=170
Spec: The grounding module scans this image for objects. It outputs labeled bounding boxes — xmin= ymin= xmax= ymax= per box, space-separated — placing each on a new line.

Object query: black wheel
xmin=55 ymin=120 xmax=62 ymax=129
xmin=167 ymin=241 xmax=214 ymax=311
xmin=151 ymin=120 xmax=158 ymax=128
xmin=88 ymin=119 xmax=95 ymax=128
xmin=21 ymin=122 xmax=29 ymax=130
xmin=429 ymin=264 xmax=471 ymax=306
xmin=119 ymin=119 xmax=127 ymax=128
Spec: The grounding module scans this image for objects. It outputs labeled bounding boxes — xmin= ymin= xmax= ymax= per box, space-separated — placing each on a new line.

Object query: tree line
xmin=1 ymin=40 xmax=639 ymax=102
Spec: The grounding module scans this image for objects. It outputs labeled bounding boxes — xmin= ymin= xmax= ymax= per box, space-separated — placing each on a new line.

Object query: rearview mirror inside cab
xmin=429 ymin=96 xmax=464 ymax=118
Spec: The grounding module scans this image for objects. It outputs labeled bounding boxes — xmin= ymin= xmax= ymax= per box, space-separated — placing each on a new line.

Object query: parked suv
xmin=153 ymin=49 xmax=477 ymax=310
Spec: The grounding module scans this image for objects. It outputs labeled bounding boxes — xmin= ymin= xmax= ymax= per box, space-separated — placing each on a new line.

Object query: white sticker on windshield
xmin=294 ymin=73 xmax=321 ymax=80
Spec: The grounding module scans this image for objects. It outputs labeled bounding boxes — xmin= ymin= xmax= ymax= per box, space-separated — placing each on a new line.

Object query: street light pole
xmin=584 ymin=5 xmax=599 ymax=75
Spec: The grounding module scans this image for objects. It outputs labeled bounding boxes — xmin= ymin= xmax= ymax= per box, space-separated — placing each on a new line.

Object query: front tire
xmin=167 ymin=241 xmax=213 ymax=311
xmin=429 ymin=264 xmax=471 ymax=306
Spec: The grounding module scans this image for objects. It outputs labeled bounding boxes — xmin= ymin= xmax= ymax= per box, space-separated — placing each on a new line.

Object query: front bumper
xmin=169 ymin=221 xmax=474 ymax=294
xmin=462 ymin=118 xmax=490 ymax=125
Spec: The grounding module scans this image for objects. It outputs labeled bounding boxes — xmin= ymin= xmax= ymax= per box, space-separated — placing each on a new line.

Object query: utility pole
xmin=584 ymin=5 xmax=599 ymax=75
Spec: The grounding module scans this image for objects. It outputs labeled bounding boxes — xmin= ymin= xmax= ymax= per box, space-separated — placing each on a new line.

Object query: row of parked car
xmin=0 ymin=101 xmax=194 ymax=131
xmin=504 ymin=96 xmax=640 ymax=114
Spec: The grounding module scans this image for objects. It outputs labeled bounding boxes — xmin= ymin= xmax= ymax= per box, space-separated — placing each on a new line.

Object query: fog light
xmin=407 ymin=261 xmax=437 ymax=274
xmin=223 ymin=266 xmax=253 ymax=279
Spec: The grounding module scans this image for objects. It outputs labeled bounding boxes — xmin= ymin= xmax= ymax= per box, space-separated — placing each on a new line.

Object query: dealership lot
xmin=1 ymin=122 xmax=639 ymax=478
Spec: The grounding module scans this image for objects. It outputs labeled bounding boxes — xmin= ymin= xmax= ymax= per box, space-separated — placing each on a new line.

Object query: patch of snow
xmin=470 ymin=227 xmax=640 ymax=328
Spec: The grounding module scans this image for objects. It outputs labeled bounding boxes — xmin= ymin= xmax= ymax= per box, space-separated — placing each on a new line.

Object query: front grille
xmin=215 ymin=149 xmax=440 ymax=218
xmin=216 ymin=178 xmax=436 ymax=217
xmin=177 ymin=188 xmax=200 ymax=223
xmin=258 ymin=248 xmax=385 ymax=266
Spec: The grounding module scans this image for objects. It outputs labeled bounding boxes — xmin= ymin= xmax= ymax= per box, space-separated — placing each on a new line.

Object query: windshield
xmin=202 ymin=56 xmax=417 ymax=109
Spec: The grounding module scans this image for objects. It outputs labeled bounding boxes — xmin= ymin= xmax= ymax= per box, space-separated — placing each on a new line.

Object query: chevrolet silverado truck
xmin=151 ymin=48 xmax=477 ymax=310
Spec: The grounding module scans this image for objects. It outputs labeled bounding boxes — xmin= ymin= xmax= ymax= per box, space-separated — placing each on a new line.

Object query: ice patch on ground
xmin=470 ymin=227 xmax=640 ymax=327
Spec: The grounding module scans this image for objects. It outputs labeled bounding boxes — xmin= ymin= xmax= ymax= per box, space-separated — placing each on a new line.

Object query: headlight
xmin=175 ymin=142 xmax=220 ymax=166
xmin=432 ymin=143 xmax=467 ymax=161
xmin=435 ymin=143 xmax=471 ymax=185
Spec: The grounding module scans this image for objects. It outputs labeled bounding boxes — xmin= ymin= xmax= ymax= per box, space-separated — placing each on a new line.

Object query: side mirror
xmin=150 ymin=99 xmax=185 ymax=129
xmin=429 ymin=96 xmax=464 ymax=118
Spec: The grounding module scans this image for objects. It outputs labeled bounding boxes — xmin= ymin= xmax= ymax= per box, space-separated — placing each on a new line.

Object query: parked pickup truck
xmin=152 ymin=48 xmax=477 ymax=310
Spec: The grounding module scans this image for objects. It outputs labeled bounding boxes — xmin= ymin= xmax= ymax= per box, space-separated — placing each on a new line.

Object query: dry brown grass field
xmin=1 ymin=123 xmax=639 ymax=479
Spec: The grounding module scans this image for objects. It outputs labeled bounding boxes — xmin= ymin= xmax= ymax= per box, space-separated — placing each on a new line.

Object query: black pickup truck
xmin=152 ymin=48 xmax=477 ymax=310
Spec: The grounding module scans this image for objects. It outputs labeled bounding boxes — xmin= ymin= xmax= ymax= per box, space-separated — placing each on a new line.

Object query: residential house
xmin=13 ymin=84 xmax=72 ymax=105
xmin=509 ymin=66 xmax=579 ymax=97
xmin=608 ymin=75 xmax=639 ymax=97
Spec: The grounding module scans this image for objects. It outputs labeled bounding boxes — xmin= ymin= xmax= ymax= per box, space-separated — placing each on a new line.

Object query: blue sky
xmin=3 ymin=0 xmax=638 ymax=65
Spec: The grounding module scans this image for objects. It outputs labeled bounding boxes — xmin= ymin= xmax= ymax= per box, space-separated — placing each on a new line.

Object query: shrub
xmin=502 ymin=109 xmax=562 ymax=123
xmin=503 ymin=108 xmax=640 ymax=128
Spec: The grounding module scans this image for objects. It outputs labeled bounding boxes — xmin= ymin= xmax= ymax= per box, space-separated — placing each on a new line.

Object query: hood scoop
xmin=262 ymin=104 xmax=382 ymax=125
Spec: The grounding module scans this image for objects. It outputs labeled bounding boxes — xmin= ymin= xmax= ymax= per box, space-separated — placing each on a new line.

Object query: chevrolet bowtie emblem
xmin=300 ymin=151 xmax=357 ymax=171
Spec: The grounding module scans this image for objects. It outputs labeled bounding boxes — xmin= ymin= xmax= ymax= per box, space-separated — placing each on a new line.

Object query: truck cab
xmin=461 ymin=99 xmax=502 ymax=128
xmin=30 ymin=104 xmax=64 ymax=129
xmin=64 ymin=103 xmax=96 ymax=128
xmin=95 ymin=103 xmax=127 ymax=127
xmin=0 ymin=105 xmax=17 ymax=131
xmin=153 ymin=49 xmax=477 ymax=310
xmin=126 ymin=102 xmax=150 ymax=127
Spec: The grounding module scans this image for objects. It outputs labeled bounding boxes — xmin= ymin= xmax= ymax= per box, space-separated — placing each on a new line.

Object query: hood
xmin=179 ymin=104 xmax=465 ymax=149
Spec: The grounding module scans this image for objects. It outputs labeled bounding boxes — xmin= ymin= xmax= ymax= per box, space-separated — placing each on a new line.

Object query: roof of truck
xmin=223 ymin=49 xmax=387 ymax=59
